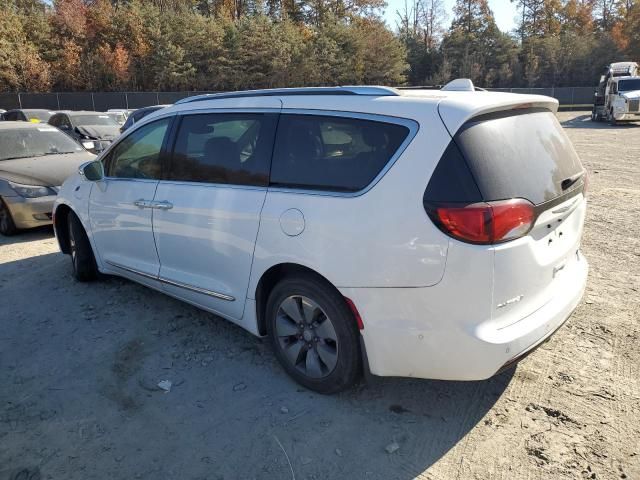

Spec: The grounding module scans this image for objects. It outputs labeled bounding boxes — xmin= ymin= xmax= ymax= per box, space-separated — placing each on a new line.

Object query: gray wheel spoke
xmin=280 ymin=297 xmax=304 ymax=324
xmin=305 ymin=348 xmax=323 ymax=378
xmin=314 ymin=317 xmax=337 ymax=342
xmin=316 ymin=343 xmax=338 ymax=372
xmin=275 ymin=313 xmax=300 ymax=337
xmin=283 ymin=339 xmax=304 ymax=365
xmin=301 ymin=299 xmax=317 ymax=324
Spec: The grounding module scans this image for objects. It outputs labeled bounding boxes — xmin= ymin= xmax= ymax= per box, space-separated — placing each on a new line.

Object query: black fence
xmin=486 ymin=87 xmax=594 ymax=106
xmin=0 ymin=87 xmax=596 ymax=112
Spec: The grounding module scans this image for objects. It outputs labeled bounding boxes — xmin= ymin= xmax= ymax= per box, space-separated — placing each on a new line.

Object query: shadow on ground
xmin=561 ymin=114 xmax=640 ymax=129
xmin=0 ymin=226 xmax=54 ymax=246
xmin=0 ymin=250 xmax=514 ymax=479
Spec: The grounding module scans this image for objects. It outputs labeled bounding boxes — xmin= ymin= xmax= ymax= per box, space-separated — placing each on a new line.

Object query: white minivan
xmin=53 ymin=83 xmax=588 ymax=393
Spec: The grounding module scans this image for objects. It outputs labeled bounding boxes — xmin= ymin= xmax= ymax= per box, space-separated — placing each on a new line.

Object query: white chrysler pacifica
xmin=53 ymin=83 xmax=588 ymax=393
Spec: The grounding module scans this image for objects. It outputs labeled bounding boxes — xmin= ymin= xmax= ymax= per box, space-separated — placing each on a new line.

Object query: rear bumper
xmin=340 ymin=250 xmax=588 ymax=381
xmin=3 ymin=194 xmax=55 ymax=229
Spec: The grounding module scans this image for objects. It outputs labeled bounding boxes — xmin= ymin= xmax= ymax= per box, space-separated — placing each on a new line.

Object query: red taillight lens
xmin=429 ymin=199 xmax=535 ymax=244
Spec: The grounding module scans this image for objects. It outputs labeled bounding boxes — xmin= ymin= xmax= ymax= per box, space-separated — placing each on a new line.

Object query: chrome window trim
xmin=175 ymin=107 xmax=282 ymax=116
xmin=268 ymin=109 xmax=420 ymax=198
xmin=157 ymin=180 xmax=267 ymax=192
xmin=105 ymin=260 xmax=235 ymax=301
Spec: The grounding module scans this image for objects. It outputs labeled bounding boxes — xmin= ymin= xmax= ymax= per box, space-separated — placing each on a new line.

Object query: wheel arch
xmin=53 ymin=203 xmax=74 ymax=253
xmin=254 ymin=263 xmax=341 ymax=336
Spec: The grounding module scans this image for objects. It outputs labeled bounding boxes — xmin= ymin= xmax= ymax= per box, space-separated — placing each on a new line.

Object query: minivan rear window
xmin=453 ymin=110 xmax=583 ymax=205
xmin=270 ymin=114 xmax=410 ymax=192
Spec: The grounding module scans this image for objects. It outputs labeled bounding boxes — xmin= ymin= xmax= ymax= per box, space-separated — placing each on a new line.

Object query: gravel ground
xmin=1 ymin=112 xmax=638 ymax=480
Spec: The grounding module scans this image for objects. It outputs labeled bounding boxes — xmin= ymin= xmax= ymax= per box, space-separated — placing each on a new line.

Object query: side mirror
xmin=79 ymin=161 xmax=104 ymax=181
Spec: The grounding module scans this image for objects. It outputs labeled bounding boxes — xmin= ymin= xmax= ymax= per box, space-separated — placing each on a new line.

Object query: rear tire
xmin=266 ymin=274 xmax=361 ymax=394
xmin=67 ymin=212 xmax=98 ymax=282
xmin=0 ymin=197 xmax=17 ymax=236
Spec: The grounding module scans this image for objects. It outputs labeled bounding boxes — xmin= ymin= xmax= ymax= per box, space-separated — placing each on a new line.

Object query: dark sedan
xmin=49 ymin=111 xmax=120 ymax=154
xmin=0 ymin=122 xmax=95 ymax=235
xmin=120 ymin=104 xmax=170 ymax=133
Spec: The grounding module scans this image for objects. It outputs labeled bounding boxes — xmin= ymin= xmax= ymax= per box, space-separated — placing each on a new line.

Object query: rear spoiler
xmin=438 ymin=94 xmax=559 ymax=136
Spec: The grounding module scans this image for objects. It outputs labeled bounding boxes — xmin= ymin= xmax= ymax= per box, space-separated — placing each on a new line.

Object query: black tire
xmin=0 ymin=197 xmax=17 ymax=236
xmin=67 ymin=212 xmax=98 ymax=282
xmin=266 ymin=274 xmax=361 ymax=394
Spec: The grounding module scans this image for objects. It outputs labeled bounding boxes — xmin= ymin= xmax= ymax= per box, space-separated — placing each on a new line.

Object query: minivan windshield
xmin=618 ymin=79 xmax=640 ymax=92
xmin=0 ymin=127 xmax=83 ymax=160
xmin=72 ymin=114 xmax=119 ymax=126
xmin=454 ymin=110 xmax=584 ymax=205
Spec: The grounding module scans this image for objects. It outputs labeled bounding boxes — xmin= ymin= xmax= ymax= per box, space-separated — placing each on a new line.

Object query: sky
xmin=382 ymin=0 xmax=519 ymax=34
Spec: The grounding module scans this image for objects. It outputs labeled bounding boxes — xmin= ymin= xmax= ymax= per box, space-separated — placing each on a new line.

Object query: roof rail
xmin=175 ymin=86 xmax=400 ymax=104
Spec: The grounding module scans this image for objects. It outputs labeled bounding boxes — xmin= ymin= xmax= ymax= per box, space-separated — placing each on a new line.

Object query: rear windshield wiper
xmin=561 ymin=171 xmax=585 ymax=191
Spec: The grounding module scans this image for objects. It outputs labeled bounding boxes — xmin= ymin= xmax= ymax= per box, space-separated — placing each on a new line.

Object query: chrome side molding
xmin=105 ymin=260 xmax=235 ymax=301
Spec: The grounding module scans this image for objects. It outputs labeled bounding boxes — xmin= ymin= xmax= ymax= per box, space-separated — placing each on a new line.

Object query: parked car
xmin=106 ymin=109 xmax=135 ymax=126
xmin=0 ymin=122 xmax=94 ymax=235
xmin=120 ymin=105 xmax=171 ymax=133
xmin=53 ymin=83 xmax=588 ymax=393
xmin=1 ymin=109 xmax=56 ymax=123
xmin=48 ymin=111 xmax=120 ymax=154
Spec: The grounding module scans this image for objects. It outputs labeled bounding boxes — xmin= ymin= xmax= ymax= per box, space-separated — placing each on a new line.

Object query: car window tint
xmin=271 ymin=114 xmax=410 ymax=192
xmin=107 ymin=118 xmax=170 ymax=179
xmin=167 ymin=113 xmax=277 ymax=186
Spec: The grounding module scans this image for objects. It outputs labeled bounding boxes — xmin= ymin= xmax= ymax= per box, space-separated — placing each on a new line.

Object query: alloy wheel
xmin=275 ymin=295 xmax=339 ymax=379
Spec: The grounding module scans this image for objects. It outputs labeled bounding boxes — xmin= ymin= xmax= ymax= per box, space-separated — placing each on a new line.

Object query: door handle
xmin=153 ymin=201 xmax=173 ymax=210
xmin=133 ymin=199 xmax=153 ymax=208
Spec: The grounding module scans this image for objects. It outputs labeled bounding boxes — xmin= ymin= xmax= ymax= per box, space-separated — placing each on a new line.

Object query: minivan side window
xmin=167 ymin=113 xmax=277 ymax=186
xmin=106 ymin=117 xmax=170 ymax=179
xmin=270 ymin=114 xmax=410 ymax=192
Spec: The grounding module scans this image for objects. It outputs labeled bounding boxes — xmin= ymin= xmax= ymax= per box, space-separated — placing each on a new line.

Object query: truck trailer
xmin=592 ymin=62 xmax=640 ymax=124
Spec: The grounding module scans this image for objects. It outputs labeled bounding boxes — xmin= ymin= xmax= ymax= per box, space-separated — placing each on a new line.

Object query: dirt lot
xmin=1 ymin=112 xmax=638 ymax=480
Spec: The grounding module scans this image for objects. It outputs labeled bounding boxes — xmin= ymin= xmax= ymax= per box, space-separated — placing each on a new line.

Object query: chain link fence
xmin=0 ymin=87 xmax=596 ymax=111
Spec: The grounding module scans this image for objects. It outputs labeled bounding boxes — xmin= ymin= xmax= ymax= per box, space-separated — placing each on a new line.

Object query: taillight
xmin=426 ymin=198 xmax=535 ymax=245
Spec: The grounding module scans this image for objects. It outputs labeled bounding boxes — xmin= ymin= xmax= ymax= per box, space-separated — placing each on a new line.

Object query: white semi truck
xmin=592 ymin=61 xmax=640 ymax=124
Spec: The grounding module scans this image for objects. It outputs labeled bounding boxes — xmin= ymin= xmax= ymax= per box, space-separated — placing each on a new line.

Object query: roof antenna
xmin=441 ymin=79 xmax=475 ymax=92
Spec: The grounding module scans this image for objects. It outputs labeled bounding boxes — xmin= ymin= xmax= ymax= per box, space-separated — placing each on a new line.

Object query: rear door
xmin=449 ymin=109 xmax=587 ymax=328
xmin=152 ymin=107 xmax=279 ymax=321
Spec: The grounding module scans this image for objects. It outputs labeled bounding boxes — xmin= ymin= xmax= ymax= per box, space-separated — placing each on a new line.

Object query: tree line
xmin=400 ymin=0 xmax=639 ymax=87
xmin=0 ymin=0 xmax=638 ymax=93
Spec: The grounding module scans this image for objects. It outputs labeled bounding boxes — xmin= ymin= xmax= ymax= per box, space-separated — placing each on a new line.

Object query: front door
xmin=89 ymin=117 xmax=172 ymax=280
xmin=152 ymin=109 xmax=279 ymax=321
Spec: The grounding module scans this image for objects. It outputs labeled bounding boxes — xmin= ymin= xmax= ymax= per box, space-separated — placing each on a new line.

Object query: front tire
xmin=0 ymin=197 xmax=17 ymax=236
xmin=67 ymin=212 xmax=98 ymax=282
xmin=266 ymin=275 xmax=361 ymax=394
